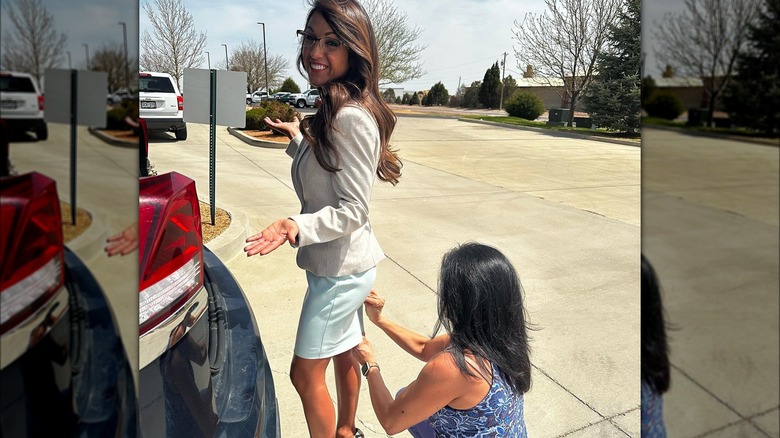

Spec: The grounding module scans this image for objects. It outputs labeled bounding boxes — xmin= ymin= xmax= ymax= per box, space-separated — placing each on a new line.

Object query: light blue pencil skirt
xmin=294 ymin=267 xmax=376 ymax=359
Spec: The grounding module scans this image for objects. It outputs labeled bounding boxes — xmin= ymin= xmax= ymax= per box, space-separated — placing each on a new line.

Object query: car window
xmin=139 ymin=77 xmax=175 ymax=93
xmin=0 ymin=77 xmax=36 ymax=93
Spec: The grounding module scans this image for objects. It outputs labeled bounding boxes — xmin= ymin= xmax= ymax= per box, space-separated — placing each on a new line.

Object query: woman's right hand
xmin=264 ymin=116 xmax=300 ymax=139
xmin=364 ymin=290 xmax=385 ymax=325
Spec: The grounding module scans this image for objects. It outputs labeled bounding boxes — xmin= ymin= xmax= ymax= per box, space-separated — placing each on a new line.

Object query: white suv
xmin=0 ymin=71 xmax=47 ymax=140
xmin=139 ymin=72 xmax=187 ymax=140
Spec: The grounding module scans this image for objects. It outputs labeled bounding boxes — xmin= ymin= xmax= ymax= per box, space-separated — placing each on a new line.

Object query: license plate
xmin=1 ymin=100 xmax=17 ymax=109
xmin=141 ymin=101 xmax=156 ymax=109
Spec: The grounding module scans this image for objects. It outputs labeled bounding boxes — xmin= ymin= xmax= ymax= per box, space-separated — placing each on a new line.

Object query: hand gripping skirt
xmin=294 ymin=267 xmax=376 ymax=359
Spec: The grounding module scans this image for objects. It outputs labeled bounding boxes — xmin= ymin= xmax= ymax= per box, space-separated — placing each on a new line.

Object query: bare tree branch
xmin=214 ymin=40 xmax=290 ymax=92
xmin=362 ymin=0 xmax=426 ymax=85
xmin=512 ymin=0 xmax=621 ymax=123
xmin=653 ymin=0 xmax=760 ymax=124
xmin=140 ymin=0 xmax=207 ymax=90
xmin=92 ymin=42 xmax=138 ymax=92
xmin=1 ymin=0 xmax=67 ymax=87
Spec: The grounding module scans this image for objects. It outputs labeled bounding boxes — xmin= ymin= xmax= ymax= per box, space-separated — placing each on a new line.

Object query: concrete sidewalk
xmin=149 ymin=117 xmax=641 ymax=437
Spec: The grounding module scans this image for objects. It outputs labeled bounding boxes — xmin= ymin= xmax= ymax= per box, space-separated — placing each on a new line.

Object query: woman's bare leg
xmin=333 ymin=350 xmax=361 ymax=437
xmin=290 ymin=355 xmax=335 ymax=438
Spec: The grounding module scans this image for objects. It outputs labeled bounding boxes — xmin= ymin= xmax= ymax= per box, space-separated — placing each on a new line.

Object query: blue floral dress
xmin=427 ymin=363 xmax=527 ymax=437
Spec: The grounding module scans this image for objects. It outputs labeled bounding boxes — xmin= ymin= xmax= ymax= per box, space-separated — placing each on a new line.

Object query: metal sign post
xmin=209 ymin=69 xmax=217 ymax=226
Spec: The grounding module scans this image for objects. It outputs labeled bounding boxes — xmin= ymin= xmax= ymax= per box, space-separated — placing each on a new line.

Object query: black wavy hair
xmin=641 ymin=254 xmax=670 ymax=393
xmin=433 ymin=242 xmax=532 ymax=394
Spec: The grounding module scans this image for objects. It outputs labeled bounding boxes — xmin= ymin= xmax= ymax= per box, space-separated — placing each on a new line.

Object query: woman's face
xmin=302 ymin=12 xmax=349 ymax=87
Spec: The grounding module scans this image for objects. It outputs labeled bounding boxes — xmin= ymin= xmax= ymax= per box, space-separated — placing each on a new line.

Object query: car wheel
xmin=36 ymin=125 xmax=48 ymax=141
xmin=246 ymin=98 xmax=252 ymax=105
xmin=296 ymin=100 xmax=306 ymax=108
xmin=175 ymin=126 xmax=187 ymax=141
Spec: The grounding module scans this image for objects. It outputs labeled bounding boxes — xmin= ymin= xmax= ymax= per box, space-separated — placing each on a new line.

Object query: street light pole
xmin=205 ymin=51 xmax=210 ymax=69
xmin=118 ymin=21 xmax=129 ymax=92
xmin=67 ymin=51 xmax=72 ymax=69
xmin=257 ymin=22 xmax=269 ymax=94
xmin=83 ymin=43 xmax=90 ymax=70
xmin=221 ymin=44 xmax=229 ymax=70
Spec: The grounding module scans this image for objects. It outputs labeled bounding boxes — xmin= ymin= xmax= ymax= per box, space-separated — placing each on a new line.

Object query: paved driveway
xmin=149 ymin=116 xmax=641 ymax=437
xmin=642 ymin=128 xmax=779 ymax=437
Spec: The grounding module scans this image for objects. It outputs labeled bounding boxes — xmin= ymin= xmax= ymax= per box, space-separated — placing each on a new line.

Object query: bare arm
xmin=365 ymin=291 xmax=450 ymax=362
xmin=352 ymin=339 xmax=466 ymax=434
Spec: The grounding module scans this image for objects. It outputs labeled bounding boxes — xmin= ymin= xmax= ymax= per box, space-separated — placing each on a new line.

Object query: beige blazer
xmin=286 ymin=104 xmax=386 ymax=277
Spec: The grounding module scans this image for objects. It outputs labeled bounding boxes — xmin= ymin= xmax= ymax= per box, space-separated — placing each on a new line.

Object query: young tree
xmin=401 ymin=93 xmax=410 ymax=105
xmin=92 ymin=43 xmax=137 ymax=92
xmin=140 ymin=0 xmax=208 ymax=90
xmin=1 ymin=0 xmax=67 ymax=87
xmin=409 ymin=92 xmax=420 ymax=105
xmin=479 ymin=62 xmax=502 ymax=109
xmin=463 ymin=81 xmax=482 ymax=108
xmin=722 ymin=0 xmax=779 ymax=134
xmin=428 ymin=82 xmax=449 ymax=106
xmin=582 ymin=0 xmax=642 ymax=133
xmin=502 ymin=75 xmax=519 ymax=104
xmin=512 ymin=0 xmax=621 ymax=124
xmin=362 ymin=0 xmax=426 ymax=85
xmin=653 ymin=0 xmax=760 ymax=126
xmin=226 ymin=40 xmax=289 ymax=92
xmin=279 ymin=77 xmax=301 ymax=93
xmin=421 ymin=92 xmax=432 ymax=106
xmin=382 ymin=88 xmax=396 ymax=103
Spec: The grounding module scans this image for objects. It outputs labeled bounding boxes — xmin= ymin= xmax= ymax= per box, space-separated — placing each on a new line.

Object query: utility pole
xmin=499 ymin=52 xmax=507 ymax=111
xmin=457 ymin=76 xmax=461 ymax=96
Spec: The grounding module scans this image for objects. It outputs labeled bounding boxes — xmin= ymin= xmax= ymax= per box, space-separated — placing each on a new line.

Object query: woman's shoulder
xmin=334 ymin=103 xmax=377 ymax=128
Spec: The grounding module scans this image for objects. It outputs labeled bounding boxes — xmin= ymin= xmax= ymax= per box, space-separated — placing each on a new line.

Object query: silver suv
xmin=139 ymin=72 xmax=187 ymax=141
xmin=0 ymin=71 xmax=47 ymax=140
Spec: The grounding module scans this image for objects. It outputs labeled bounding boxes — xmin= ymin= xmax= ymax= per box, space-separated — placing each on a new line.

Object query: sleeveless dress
xmin=426 ymin=362 xmax=527 ymax=437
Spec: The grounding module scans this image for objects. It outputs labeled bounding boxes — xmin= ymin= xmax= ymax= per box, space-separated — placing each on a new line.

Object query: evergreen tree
xmin=478 ymin=62 xmax=502 ymax=108
xmin=402 ymin=93 xmax=411 ymax=104
xmin=723 ymin=0 xmax=779 ymax=134
xmin=502 ymin=75 xmax=518 ymax=104
xmin=409 ymin=92 xmax=420 ymax=105
xmin=279 ymin=77 xmax=301 ymax=93
xmin=582 ymin=0 xmax=641 ymax=133
xmin=463 ymin=81 xmax=481 ymax=108
xmin=428 ymin=81 xmax=449 ymax=106
xmin=382 ymin=88 xmax=396 ymax=103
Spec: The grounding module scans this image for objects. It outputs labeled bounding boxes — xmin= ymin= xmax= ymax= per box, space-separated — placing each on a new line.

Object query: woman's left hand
xmin=244 ymin=218 xmax=299 ymax=256
xmin=351 ymin=336 xmax=376 ymax=365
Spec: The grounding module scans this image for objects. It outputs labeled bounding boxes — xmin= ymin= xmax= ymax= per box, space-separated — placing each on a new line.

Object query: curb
xmin=88 ymin=127 xmax=139 ymax=148
xmin=65 ymin=206 xmax=110 ymax=262
xmin=204 ymin=206 xmax=252 ymax=265
xmin=458 ymin=118 xmax=640 ymax=147
xmin=643 ymin=124 xmax=779 ymax=147
xmin=227 ymin=126 xmax=288 ymax=149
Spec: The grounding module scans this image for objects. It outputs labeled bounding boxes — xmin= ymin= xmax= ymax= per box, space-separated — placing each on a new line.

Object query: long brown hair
xmin=297 ymin=0 xmax=402 ymax=185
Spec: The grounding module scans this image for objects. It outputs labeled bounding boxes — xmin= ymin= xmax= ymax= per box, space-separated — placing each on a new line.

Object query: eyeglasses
xmin=297 ymin=30 xmax=344 ymax=52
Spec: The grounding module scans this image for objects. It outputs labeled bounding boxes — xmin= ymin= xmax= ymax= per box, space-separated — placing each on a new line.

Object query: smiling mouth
xmin=310 ymin=63 xmax=327 ymax=71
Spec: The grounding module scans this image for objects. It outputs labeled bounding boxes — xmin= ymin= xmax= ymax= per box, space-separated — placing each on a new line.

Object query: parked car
xmin=107 ymin=89 xmax=133 ymax=105
xmin=270 ymin=92 xmax=291 ymax=103
xmin=0 ymin=71 xmax=47 ymax=140
xmin=288 ymin=89 xmax=320 ymax=108
xmin=139 ymin=71 xmax=187 ymax=141
xmin=246 ymin=90 xmax=269 ymax=105
xmin=137 ymin=170 xmax=281 ymax=437
xmin=0 ymin=166 xmax=136 ymax=436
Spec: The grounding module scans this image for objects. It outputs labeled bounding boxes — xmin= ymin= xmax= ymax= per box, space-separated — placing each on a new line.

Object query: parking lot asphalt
xmin=148 ymin=115 xmax=641 ymax=437
xmin=642 ymin=128 xmax=779 ymax=437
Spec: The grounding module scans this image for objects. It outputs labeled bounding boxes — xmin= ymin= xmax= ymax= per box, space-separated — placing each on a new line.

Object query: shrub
xmin=106 ymin=107 xmax=129 ymax=129
xmin=643 ymin=91 xmax=684 ymax=120
xmin=245 ymin=100 xmax=299 ymax=130
xmin=505 ymin=91 xmax=545 ymax=120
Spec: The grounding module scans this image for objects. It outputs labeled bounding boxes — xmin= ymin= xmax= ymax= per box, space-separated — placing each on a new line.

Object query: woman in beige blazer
xmin=243 ymin=1 xmax=401 ymax=437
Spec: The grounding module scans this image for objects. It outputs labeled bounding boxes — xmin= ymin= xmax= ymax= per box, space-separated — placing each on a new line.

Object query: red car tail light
xmin=138 ymin=172 xmax=203 ymax=336
xmin=0 ymin=172 xmax=64 ymax=335
xmin=177 ymin=95 xmax=183 ymax=111
xmin=37 ymin=95 xmax=44 ymax=111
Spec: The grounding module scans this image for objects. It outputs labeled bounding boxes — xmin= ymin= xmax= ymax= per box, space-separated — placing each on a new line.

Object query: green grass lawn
xmin=642 ymin=117 xmax=778 ymax=140
xmin=461 ymin=115 xmax=641 ymax=140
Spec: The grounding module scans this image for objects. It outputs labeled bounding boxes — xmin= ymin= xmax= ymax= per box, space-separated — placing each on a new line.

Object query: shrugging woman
xmin=243 ymin=1 xmax=401 ymax=436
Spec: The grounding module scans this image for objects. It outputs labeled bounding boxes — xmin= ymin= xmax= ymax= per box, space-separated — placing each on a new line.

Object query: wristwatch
xmin=361 ymin=361 xmax=380 ymax=377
